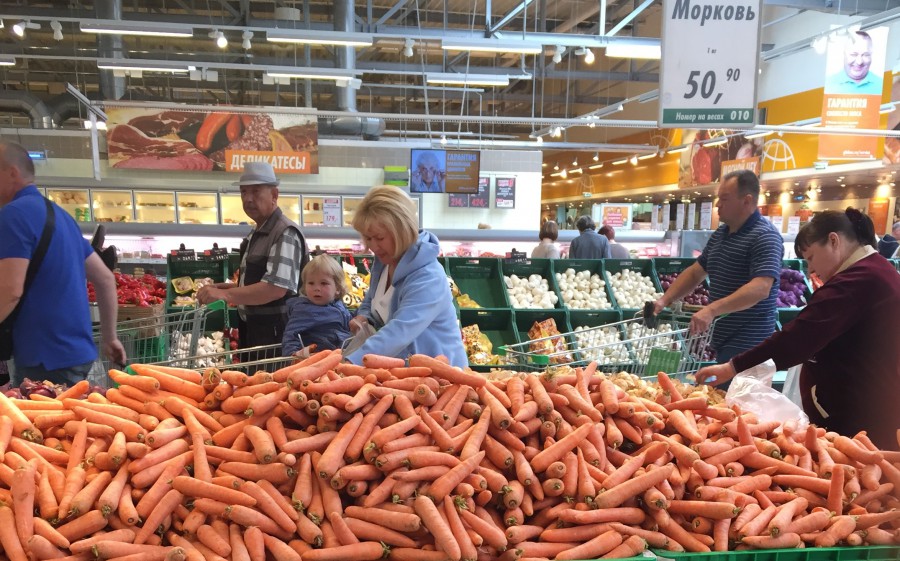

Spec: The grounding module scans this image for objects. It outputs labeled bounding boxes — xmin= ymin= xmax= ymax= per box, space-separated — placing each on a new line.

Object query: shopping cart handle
xmin=642 ymin=301 xmax=659 ymax=329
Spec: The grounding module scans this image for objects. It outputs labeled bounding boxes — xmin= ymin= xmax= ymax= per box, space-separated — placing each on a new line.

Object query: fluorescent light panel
xmin=0 ymin=56 xmax=15 ymax=66
xmin=441 ymin=39 xmax=543 ymax=54
xmin=266 ymin=30 xmax=373 ymax=47
xmin=606 ymin=43 xmax=661 ymax=59
xmin=97 ymin=59 xmax=195 ymax=73
xmin=743 ymin=131 xmax=772 ymax=139
xmin=426 ymin=73 xmax=509 ymax=86
xmin=667 ymin=146 xmax=690 ymax=154
xmin=704 ymin=138 xmax=728 ymax=147
xmin=81 ymin=21 xmax=194 ymax=37
xmin=266 ymin=69 xmax=354 ymax=81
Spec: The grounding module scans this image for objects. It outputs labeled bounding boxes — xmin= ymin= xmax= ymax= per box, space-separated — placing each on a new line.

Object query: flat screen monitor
xmin=409 ymin=149 xmax=480 ymax=194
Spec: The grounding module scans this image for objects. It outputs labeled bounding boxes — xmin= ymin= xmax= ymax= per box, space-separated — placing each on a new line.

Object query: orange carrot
xmin=302 ymin=542 xmax=386 ymax=561
xmin=0 ymin=504 xmax=28 ymax=561
xmin=171 ymin=476 xmax=256 ymax=507
xmin=413 ymin=495 xmax=460 ymax=560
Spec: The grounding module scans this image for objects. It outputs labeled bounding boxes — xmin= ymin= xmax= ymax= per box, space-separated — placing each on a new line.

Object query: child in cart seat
xmin=282 ymin=255 xmax=352 ymax=357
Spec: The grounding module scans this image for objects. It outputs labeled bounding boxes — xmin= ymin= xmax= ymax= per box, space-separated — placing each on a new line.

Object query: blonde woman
xmin=282 ymin=255 xmax=352 ymax=356
xmin=346 ymin=186 xmax=466 ymax=367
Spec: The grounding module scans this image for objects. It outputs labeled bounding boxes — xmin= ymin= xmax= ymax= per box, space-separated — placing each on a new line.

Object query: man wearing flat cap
xmin=198 ymin=162 xmax=308 ymax=349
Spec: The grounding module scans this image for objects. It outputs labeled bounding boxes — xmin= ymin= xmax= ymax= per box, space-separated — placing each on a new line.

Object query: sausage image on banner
xmin=108 ymin=124 xmax=214 ymax=171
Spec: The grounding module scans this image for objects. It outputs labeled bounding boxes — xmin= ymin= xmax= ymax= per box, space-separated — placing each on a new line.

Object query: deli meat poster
xmin=106 ymin=108 xmax=319 ymax=174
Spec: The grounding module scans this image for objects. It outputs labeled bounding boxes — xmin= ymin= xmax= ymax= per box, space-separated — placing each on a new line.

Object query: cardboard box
xmin=117 ymin=304 xmax=164 ymax=338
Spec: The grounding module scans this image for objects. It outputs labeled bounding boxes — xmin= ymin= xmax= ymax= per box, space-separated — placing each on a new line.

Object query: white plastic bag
xmin=725 ymin=359 xmax=809 ymax=430
xmin=341 ymin=323 xmax=376 ymax=357
xmin=782 ymin=364 xmax=803 ymax=409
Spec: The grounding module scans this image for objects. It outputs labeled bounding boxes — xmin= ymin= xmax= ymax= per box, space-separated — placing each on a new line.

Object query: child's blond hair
xmin=300 ymin=255 xmax=349 ymax=300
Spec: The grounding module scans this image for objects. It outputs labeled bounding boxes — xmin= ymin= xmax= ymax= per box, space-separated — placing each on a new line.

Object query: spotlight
xmin=551 ymin=126 xmax=562 ymax=138
xmin=583 ymin=48 xmax=594 ymax=64
xmin=50 ymin=20 xmax=63 ymax=41
xmin=12 ymin=20 xmax=39 ymax=38
xmin=592 ymin=152 xmax=599 ymax=161
xmin=403 ymin=38 xmax=414 ymax=58
xmin=572 ymin=157 xmax=578 ymax=166
xmin=209 ymin=30 xmax=227 ymax=49
xmin=440 ymin=135 xmax=447 ymax=145
xmin=535 ymin=136 xmax=543 ymax=144
xmin=551 ymin=45 xmax=565 ymax=64
xmin=629 ymin=155 xmax=638 ymax=165
xmin=241 ymin=30 xmax=253 ymax=50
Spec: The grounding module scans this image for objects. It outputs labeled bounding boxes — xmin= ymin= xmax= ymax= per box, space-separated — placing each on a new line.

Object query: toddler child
xmin=282 ymin=255 xmax=352 ymax=356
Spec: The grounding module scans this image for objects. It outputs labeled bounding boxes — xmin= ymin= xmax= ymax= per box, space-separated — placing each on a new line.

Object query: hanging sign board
xmin=469 ymin=177 xmax=490 ymax=208
xmin=659 ymin=0 xmax=763 ymax=128
xmin=676 ymin=204 xmax=687 ymax=230
xmin=495 ymin=177 xmax=516 ymax=209
xmin=700 ymin=202 xmax=713 ymax=230
xmin=448 ymin=193 xmax=469 ymax=208
xmin=687 ymin=203 xmax=697 ymax=230
xmin=323 ymin=197 xmax=341 ymax=227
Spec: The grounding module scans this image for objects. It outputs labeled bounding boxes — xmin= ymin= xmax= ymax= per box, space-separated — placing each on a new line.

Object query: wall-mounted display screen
xmin=409 ymin=149 xmax=480 ymax=194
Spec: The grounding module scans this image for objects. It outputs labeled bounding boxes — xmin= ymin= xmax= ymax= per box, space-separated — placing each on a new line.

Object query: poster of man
xmin=409 ymin=150 xmax=446 ymax=193
xmin=824 ymin=29 xmax=887 ymax=96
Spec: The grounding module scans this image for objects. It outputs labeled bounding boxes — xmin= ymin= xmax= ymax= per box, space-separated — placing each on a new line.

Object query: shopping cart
xmin=89 ymin=301 xmax=227 ymax=386
xmin=146 ymin=343 xmax=294 ymax=373
xmin=500 ymin=305 xmax=717 ymax=381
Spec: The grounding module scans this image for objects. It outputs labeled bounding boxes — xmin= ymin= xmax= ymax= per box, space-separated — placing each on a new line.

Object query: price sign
xmin=448 ymin=194 xmax=469 ymax=208
xmin=201 ymin=246 xmax=229 ymax=262
xmin=323 ymin=197 xmax=341 ymax=228
xmin=659 ymin=0 xmax=762 ymax=128
xmin=469 ymin=177 xmax=490 ymax=208
xmin=169 ymin=248 xmax=196 ymax=263
xmin=495 ymin=177 xmax=516 ymax=209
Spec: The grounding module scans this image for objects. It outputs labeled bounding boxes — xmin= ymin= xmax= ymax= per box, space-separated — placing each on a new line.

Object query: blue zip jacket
xmin=282 ymin=296 xmax=352 ymax=355
xmin=346 ymin=230 xmax=467 ymax=367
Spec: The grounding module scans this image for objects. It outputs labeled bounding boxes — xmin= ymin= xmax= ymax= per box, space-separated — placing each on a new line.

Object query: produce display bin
xmin=551 ymin=259 xmax=616 ymax=311
xmin=568 ymin=309 xmax=628 ymax=366
xmin=460 ymin=308 xmax=517 ymax=371
xmin=778 ymin=307 xmax=802 ymax=327
xmin=501 ymin=258 xmax=563 ymax=310
xmin=653 ymin=546 xmax=900 ymax=561
xmin=166 ymin=258 xmax=230 ymax=311
xmin=653 ymin=257 xmax=710 ymax=310
xmin=779 ymin=259 xmax=814 ymax=312
xmin=446 ymin=257 xmax=509 ymax=309
xmin=512 ymin=309 xmax=572 ymax=345
xmin=603 ymin=258 xmax=663 ymax=312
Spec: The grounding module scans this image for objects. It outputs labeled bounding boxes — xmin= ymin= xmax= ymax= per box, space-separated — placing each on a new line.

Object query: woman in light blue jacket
xmin=346 ymin=185 xmax=467 ymax=367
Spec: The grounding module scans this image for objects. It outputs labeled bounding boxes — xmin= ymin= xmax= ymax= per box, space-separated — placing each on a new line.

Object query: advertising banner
xmin=495 ymin=177 xmax=516 ymax=209
xmin=659 ymin=0 xmax=762 ymax=128
xmin=410 ymin=149 xmax=480 ymax=193
xmin=868 ymin=198 xmax=890 ymax=233
xmin=819 ymin=27 xmax=889 ymax=160
xmin=678 ymin=130 xmax=764 ymax=187
xmin=599 ymin=204 xmax=633 ymax=229
xmin=107 ymin=108 xmax=318 ymax=173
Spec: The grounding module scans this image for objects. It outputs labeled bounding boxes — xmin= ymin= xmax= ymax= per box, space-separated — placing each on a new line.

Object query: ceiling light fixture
xmin=551 ymin=126 xmax=563 ymax=138
xmin=592 ymin=152 xmax=599 ymax=161
xmin=0 ymin=56 xmax=15 ymax=66
xmin=426 ymin=73 xmax=509 ymax=87
xmin=403 ymin=38 xmax=414 ymax=58
xmin=606 ymin=43 xmax=661 ymax=59
xmin=704 ymin=138 xmax=728 ymax=147
xmin=535 ymin=136 xmax=543 ymax=144
xmin=551 ymin=45 xmax=565 ymax=64
xmin=209 ymin=30 xmax=227 ymax=49
xmin=637 ymin=89 xmax=660 ymax=103
xmin=560 ymin=169 xmax=568 ymax=179
xmin=50 ymin=20 xmax=63 ymax=41
xmin=241 ymin=30 xmax=253 ymax=50
xmin=553 ymin=163 xmax=559 ymax=170
xmin=266 ymin=30 xmax=373 ymax=47
xmin=12 ymin=20 xmax=40 ymax=38
xmin=591 ymin=103 xmax=624 ymax=119
xmin=81 ymin=20 xmax=193 ymax=37
xmin=441 ymin=39 xmax=543 ymax=54
xmin=638 ymin=152 xmax=658 ymax=160
xmin=612 ymin=158 xmax=627 ymax=165
xmin=588 ymin=163 xmax=604 ymax=170
xmin=667 ymin=145 xmax=689 ymax=154
xmin=266 ymin=69 xmax=355 ymax=81
xmin=629 ymin=155 xmax=639 ymax=165
xmin=880 ymin=102 xmax=896 ymax=114
xmin=97 ymin=58 xmax=195 ymax=73
xmin=572 ymin=157 xmax=578 ymax=166
xmin=440 ymin=134 xmax=447 ymax=145
xmin=583 ymin=48 xmax=595 ymax=64
xmin=743 ymin=130 xmax=773 ymax=139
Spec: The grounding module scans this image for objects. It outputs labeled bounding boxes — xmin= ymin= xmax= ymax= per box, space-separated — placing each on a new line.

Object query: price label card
xmin=659 ymin=0 xmax=762 ymax=128
xmin=202 ymin=247 xmax=229 ymax=262
xmin=448 ymin=194 xmax=469 ymax=208
xmin=169 ymin=248 xmax=196 ymax=263
xmin=323 ymin=198 xmax=341 ymax=228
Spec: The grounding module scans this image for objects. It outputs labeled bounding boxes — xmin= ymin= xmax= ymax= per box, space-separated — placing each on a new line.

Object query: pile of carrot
xmin=0 ymin=350 xmax=897 ymax=561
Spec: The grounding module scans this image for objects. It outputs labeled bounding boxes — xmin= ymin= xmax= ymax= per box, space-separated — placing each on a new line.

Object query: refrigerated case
xmin=48 ymin=189 xmax=91 ymax=222
xmin=92 ymin=190 xmax=134 ymax=223
xmin=134 ymin=191 xmax=176 ymax=224
xmin=220 ymin=194 xmax=246 ymax=225
xmin=302 ymin=196 xmax=325 ymax=226
xmin=342 ymin=196 xmax=362 ymax=227
xmin=278 ymin=195 xmax=301 ymax=224
xmin=177 ymin=192 xmax=219 ymax=224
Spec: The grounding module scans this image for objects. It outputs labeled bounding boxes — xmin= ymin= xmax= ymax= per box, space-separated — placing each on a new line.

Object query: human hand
xmin=349 ymin=315 xmax=369 ymax=334
xmin=689 ymin=307 xmax=714 ymax=335
xmin=652 ymin=298 xmax=668 ymax=316
xmin=103 ymin=338 xmax=127 ymax=367
xmin=292 ymin=345 xmax=315 ymax=359
xmin=197 ymin=285 xmax=228 ymax=305
xmin=694 ymin=361 xmax=737 ymax=386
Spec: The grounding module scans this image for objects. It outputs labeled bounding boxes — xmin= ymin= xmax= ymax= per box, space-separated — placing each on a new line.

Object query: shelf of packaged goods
xmin=119 ymin=258 xmax=168 ymax=265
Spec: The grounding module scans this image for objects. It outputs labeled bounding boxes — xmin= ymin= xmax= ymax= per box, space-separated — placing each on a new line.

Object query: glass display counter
xmin=278 ymin=196 xmax=301 ymax=224
xmin=177 ymin=192 xmax=219 ymax=225
xmin=302 ymin=196 xmax=325 ymax=226
xmin=342 ymin=196 xmax=362 ymax=227
xmin=92 ymin=190 xmax=134 ymax=223
xmin=48 ymin=189 xmax=91 ymax=222
xmin=220 ymin=194 xmax=248 ymax=225
xmin=134 ymin=191 xmax=176 ymax=224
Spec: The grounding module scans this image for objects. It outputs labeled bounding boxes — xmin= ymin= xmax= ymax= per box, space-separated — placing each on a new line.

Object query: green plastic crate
xmin=460 ymin=308 xmax=517 ymax=371
xmin=446 ymin=257 xmax=509 ymax=309
xmin=890 ymin=258 xmax=899 ymax=273
xmin=511 ymin=309 xmax=575 ymax=367
xmin=778 ymin=307 xmax=802 ymax=327
xmin=567 ymin=309 xmax=630 ymax=367
xmin=501 ymin=258 xmax=563 ymax=310
xmin=652 ymin=546 xmax=900 ymax=561
xmin=603 ymin=258 xmax=663 ymax=312
xmin=166 ymin=257 xmax=230 ymax=311
xmin=552 ymin=259 xmax=616 ymax=311
xmin=780 ymin=259 xmax=814 ymax=312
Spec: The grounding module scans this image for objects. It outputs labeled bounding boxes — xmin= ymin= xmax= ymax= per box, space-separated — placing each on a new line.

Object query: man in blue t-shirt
xmin=0 ymin=141 xmax=125 ymax=385
xmin=654 ymin=170 xmax=783 ymax=365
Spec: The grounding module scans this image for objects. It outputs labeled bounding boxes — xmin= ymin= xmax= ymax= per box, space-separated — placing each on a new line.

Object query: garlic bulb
xmin=504 ymin=273 xmax=558 ymax=309
xmin=554 ymin=268 xmax=612 ymax=310
xmin=607 ymin=269 xmax=662 ymax=309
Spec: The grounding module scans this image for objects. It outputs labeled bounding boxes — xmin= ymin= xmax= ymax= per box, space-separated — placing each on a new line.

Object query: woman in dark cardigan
xmin=696 ymin=208 xmax=900 ymax=450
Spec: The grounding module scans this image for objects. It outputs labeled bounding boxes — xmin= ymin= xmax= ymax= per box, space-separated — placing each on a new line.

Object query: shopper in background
xmin=696 ymin=209 xmax=900 ymax=451
xmin=654 ymin=170 xmax=783 ymax=363
xmin=876 ymin=221 xmax=900 ymax=258
xmin=0 ymin=141 xmax=125 ymax=385
xmin=282 ymin=255 xmax=352 ymax=357
xmin=568 ymin=215 xmax=611 ymax=259
xmin=197 ymin=162 xmax=308 ymax=350
xmin=531 ymin=220 xmax=560 ymax=259
xmin=599 ymin=225 xmax=630 ymax=259
xmin=346 ymin=185 xmax=467 ymax=367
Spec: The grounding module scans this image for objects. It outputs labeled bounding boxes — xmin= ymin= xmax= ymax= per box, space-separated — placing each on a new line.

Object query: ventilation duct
xmin=0 ymin=91 xmax=53 ymax=128
xmin=46 ymin=92 xmax=85 ymax=126
xmin=316 ymin=0 xmax=384 ymax=139
xmin=96 ymin=0 xmax=126 ymax=100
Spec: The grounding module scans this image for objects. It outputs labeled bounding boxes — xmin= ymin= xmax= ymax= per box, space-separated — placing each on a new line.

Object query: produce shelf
xmin=604 ymin=258 xmax=663 ymax=312
xmin=446 ymin=257 xmax=509 ymax=309
xmin=653 ymin=546 xmax=900 ymax=561
xmin=460 ymin=308 xmax=517 ymax=372
xmin=779 ymin=259 xmax=814 ymax=312
xmin=551 ymin=259 xmax=616 ymax=311
xmin=653 ymin=257 xmax=710 ymax=310
xmin=501 ymin=258 xmax=563 ymax=310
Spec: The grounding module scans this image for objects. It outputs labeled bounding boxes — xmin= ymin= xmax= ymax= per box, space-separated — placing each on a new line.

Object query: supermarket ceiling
xmin=0 ymin=0 xmax=899 ymax=144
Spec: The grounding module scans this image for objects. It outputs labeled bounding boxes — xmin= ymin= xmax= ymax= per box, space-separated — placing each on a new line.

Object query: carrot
xmin=828 ymin=461 xmax=846 ymax=515
xmin=11 ymin=462 xmax=35 ymax=543
xmin=317 ymin=413 xmax=364 ymax=480
xmin=0 ymin=505 xmax=28 ymax=561
xmin=302 ymin=542 xmax=386 ymax=561
xmin=363 ymin=354 xmax=405 ymax=369
xmin=36 ymin=468 xmax=59 ymax=521
xmin=815 ymin=515 xmax=857 ymax=547
xmin=68 ymin=469 xmax=112 ymax=518
xmin=458 ymin=507 xmax=508 ymax=550
xmin=72 ymin=406 xmax=144 ymax=443
xmin=667 ymin=500 xmax=740 ymax=520
xmin=56 ymin=510 xmax=108 ymax=542
xmin=409 ymin=355 xmax=486 ymax=388
xmin=413 ymin=495 xmax=460 ymax=560
xmin=197 ymin=525 xmax=232 ymax=558
xmin=556 ymin=529 xmax=624 ymax=560
xmin=741 ymin=532 xmax=802 ymax=549
xmin=557 ymin=507 xmax=646 ymax=525
xmin=241 ymin=482 xmax=296 ymax=534
xmin=594 ymin=464 xmax=674 ymax=509
xmin=218 ymin=462 xmax=294 ymax=485
xmin=530 ymin=423 xmax=593 ymax=473
xmin=33 ymin=518 xmax=69 ymax=550
xmin=171 ymin=476 xmax=256 ymax=507
xmin=787 ymin=510 xmax=833 ymax=534
xmin=767 ymin=496 xmax=809 ymax=537
xmin=427 ymin=450 xmax=485 ymax=500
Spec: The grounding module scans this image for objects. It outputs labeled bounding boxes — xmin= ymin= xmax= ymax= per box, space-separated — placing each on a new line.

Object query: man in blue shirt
xmin=568 ymin=216 xmax=612 ymax=259
xmin=824 ymin=31 xmax=884 ymax=96
xmin=654 ymin=170 xmax=783 ymax=363
xmin=0 ymin=141 xmax=125 ymax=384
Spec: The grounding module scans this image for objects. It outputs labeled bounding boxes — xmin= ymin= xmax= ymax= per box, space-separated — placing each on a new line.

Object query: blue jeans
xmin=12 ymin=360 xmax=94 ymax=387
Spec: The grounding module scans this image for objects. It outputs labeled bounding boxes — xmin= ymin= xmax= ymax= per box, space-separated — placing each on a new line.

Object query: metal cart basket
xmin=147 ymin=343 xmax=294 ymax=373
xmin=500 ymin=309 xmax=716 ymax=380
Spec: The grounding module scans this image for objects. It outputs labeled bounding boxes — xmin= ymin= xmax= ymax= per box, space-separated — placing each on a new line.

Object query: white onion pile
xmin=607 ymin=269 xmax=662 ymax=309
xmin=573 ymin=325 xmax=629 ymax=364
xmin=627 ymin=322 xmax=676 ymax=362
xmin=504 ymin=274 xmax=558 ymax=309
xmin=554 ymin=269 xmax=612 ymax=310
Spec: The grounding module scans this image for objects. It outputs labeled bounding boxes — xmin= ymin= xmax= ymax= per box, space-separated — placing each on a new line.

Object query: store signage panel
xmin=659 ymin=0 xmax=762 ymax=128
xmin=323 ymin=198 xmax=341 ymax=227
xmin=676 ymin=204 xmax=686 ymax=230
xmin=700 ymin=201 xmax=713 ymax=230
xmin=721 ymin=157 xmax=760 ymax=177
xmin=868 ymin=198 xmax=890 ymax=233
xmin=599 ymin=204 xmax=633 ymax=229
xmin=409 ymin=150 xmax=480 ymax=194
xmin=448 ymin=193 xmax=469 ymax=208
xmin=818 ymin=27 xmax=889 ymax=160
xmin=678 ymin=131 xmax=763 ymax=188
xmin=469 ymin=177 xmax=490 ymax=208
xmin=687 ymin=203 xmax=697 ymax=230
xmin=107 ymin=108 xmax=319 ymax=174
xmin=495 ymin=177 xmax=516 ymax=209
